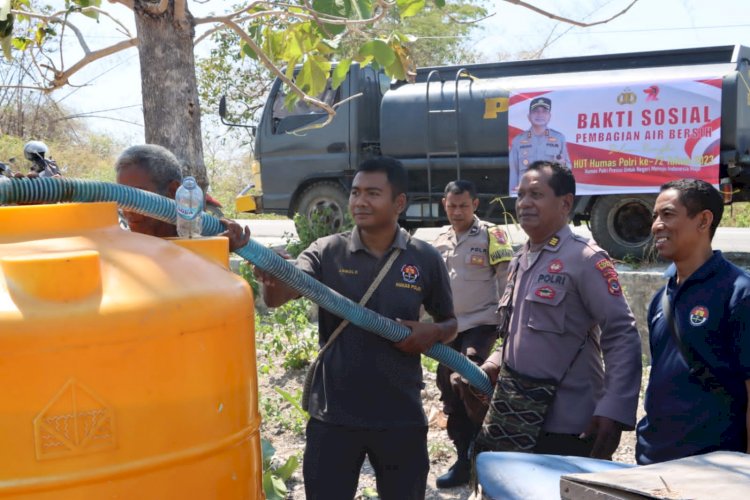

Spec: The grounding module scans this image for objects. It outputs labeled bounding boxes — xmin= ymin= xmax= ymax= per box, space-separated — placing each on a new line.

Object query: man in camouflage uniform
xmin=509 ymin=97 xmax=569 ymax=194
xmin=432 ymin=180 xmax=512 ymax=488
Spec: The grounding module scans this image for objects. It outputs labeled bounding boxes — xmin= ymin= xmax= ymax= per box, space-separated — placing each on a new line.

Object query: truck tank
xmin=381 ymin=45 xmax=750 ymax=164
xmin=378 ymin=46 xmax=750 ymax=259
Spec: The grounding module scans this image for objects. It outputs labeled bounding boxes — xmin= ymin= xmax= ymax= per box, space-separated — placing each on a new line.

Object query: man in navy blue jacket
xmin=636 ymin=178 xmax=750 ymax=464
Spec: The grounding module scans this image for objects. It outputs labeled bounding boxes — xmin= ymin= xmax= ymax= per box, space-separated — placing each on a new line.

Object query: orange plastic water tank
xmin=0 ymin=201 xmax=262 ymax=499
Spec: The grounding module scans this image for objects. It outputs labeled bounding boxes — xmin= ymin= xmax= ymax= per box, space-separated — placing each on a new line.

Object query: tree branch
xmin=174 ymin=0 xmax=187 ymax=22
xmin=502 ymin=0 xmax=641 ymax=28
xmin=221 ymin=18 xmax=336 ymax=129
xmin=108 ymin=0 xmax=134 ymax=9
xmin=13 ymin=6 xmax=134 ymax=38
xmin=47 ymin=38 xmax=138 ymax=90
xmin=142 ymin=0 xmax=170 ymax=16
xmin=194 ymin=1 xmax=393 ymax=28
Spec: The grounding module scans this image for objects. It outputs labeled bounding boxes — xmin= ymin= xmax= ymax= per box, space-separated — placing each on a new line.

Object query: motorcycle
xmin=0 ymin=157 xmax=14 ymax=180
xmin=11 ymin=140 xmax=225 ymax=217
xmin=23 ymin=140 xmax=62 ymax=178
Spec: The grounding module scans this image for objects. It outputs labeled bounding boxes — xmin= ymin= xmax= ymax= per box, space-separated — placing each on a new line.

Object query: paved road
xmin=236 ymin=219 xmax=750 ymax=255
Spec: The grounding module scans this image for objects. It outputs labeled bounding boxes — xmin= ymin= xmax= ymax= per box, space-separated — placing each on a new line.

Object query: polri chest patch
xmin=535 ymin=286 xmax=556 ymax=299
xmin=548 ymin=259 xmax=564 ymax=273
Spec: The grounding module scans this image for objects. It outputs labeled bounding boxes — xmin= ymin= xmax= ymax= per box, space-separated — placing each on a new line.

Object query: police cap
xmin=529 ymin=97 xmax=551 ymax=111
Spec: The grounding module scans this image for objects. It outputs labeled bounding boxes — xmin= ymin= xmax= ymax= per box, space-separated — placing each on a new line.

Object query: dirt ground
xmin=259 ymin=361 xmax=646 ymax=500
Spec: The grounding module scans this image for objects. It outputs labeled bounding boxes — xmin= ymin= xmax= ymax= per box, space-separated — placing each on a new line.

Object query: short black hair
xmin=526 ymin=161 xmax=576 ymax=197
xmin=660 ymin=178 xmax=723 ymax=239
xmin=356 ymin=156 xmax=409 ymax=198
xmin=444 ymin=180 xmax=477 ymax=199
xmin=115 ymin=144 xmax=183 ymax=196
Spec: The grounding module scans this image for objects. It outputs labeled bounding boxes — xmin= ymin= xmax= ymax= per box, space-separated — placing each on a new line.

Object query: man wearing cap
xmin=432 ymin=180 xmax=512 ymax=488
xmin=509 ymin=97 xmax=569 ymax=194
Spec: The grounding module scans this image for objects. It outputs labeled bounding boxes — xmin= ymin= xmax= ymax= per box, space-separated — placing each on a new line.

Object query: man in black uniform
xmin=255 ymin=157 xmax=457 ymax=500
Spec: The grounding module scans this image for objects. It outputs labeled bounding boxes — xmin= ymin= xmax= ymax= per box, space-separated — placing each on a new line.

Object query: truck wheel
xmin=589 ymin=194 xmax=656 ymax=260
xmin=296 ymin=182 xmax=349 ymax=233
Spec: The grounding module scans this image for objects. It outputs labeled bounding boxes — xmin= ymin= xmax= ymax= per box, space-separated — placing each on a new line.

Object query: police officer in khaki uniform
xmin=432 ymin=180 xmax=512 ymax=488
xmin=509 ymin=97 xmax=569 ymax=194
xmin=482 ymin=161 xmax=642 ymax=459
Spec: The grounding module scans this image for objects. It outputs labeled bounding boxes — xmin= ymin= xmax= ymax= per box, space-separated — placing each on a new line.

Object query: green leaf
xmin=397 ymin=0 xmax=425 ymax=18
xmin=262 ymin=472 xmax=287 ymax=500
xmin=384 ymin=44 xmax=408 ymax=81
xmin=282 ymin=28 xmax=304 ymax=61
xmin=351 ymin=0 xmax=373 ymax=19
xmin=81 ymin=9 xmax=99 ymax=20
xmin=358 ymin=39 xmax=395 ymax=67
xmin=34 ymin=25 xmax=45 ymax=46
xmin=332 ymin=59 xmax=351 ymax=89
xmin=270 ymin=475 xmax=287 ymax=498
xmin=72 ymin=0 xmax=102 ymax=8
xmin=312 ymin=0 xmax=346 ymax=36
xmin=433 ymin=0 xmax=446 ymax=7
xmin=296 ymin=55 xmax=330 ymax=96
xmin=274 ymin=387 xmax=309 ymax=419
xmin=275 ymin=455 xmax=299 ymax=481
xmin=11 ymin=36 xmax=31 ymax=51
xmin=312 ymin=0 xmax=346 ymax=17
xmin=362 ymin=486 xmax=379 ymax=498
xmin=240 ymin=41 xmax=258 ymax=60
xmin=261 ymin=438 xmax=276 ymax=468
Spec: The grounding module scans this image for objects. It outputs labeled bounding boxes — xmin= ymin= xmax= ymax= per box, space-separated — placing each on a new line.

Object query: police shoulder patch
xmin=488 ymin=225 xmax=513 ymax=265
xmin=607 ymin=277 xmax=622 ymax=296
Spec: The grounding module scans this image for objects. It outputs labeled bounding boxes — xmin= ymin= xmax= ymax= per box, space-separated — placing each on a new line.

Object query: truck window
xmin=272 ymin=84 xmax=341 ymax=134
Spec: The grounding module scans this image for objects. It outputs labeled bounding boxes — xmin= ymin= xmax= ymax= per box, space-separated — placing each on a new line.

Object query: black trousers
xmin=436 ymin=324 xmax=498 ymax=461
xmin=533 ymin=431 xmax=596 ymax=457
xmin=303 ymin=418 xmax=429 ymax=500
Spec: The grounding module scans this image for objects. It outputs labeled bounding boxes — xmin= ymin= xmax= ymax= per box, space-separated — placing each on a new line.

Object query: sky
xmin=49 ymin=0 xmax=750 ymax=143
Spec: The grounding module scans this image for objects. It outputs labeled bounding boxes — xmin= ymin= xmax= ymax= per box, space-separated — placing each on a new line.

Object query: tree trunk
xmin=133 ymin=0 xmax=207 ymax=189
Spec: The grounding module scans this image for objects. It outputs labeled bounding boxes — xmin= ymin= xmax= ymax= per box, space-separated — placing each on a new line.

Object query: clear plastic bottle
xmin=175 ymin=176 xmax=204 ymax=238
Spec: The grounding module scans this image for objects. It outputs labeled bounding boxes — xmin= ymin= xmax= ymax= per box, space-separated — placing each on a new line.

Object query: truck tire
xmin=296 ymin=182 xmax=349 ymax=233
xmin=589 ymin=194 xmax=656 ymax=260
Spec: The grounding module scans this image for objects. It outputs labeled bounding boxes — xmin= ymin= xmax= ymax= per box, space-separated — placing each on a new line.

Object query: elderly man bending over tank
xmin=115 ymin=144 xmax=249 ymax=250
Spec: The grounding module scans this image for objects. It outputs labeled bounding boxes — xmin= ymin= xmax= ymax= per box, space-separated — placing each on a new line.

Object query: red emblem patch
xmin=601 ymin=268 xmax=619 ymax=280
xmin=548 ymin=259 xmax=564 ymax=273
xmin=595 ymin=258 xmax=614 ymax=271
xmin=490 ymin=227 xmax=508 ymax=245
xmin=535 ymin=286 xmax=556 ymax=299
xmin=401 ymin=264 xmax=420 ymax=284
xmin=607 ymin=277 xmax=622 ymax=296
xmin=689 ymin=306 xmax=709 ymax=326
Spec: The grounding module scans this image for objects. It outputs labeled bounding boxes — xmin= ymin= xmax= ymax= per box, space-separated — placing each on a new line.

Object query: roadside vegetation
xmin=721 ymin=201 xmax=750 ymax=227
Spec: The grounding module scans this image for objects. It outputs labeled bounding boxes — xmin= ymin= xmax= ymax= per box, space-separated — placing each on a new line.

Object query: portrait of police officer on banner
xmin=509 ymin=97 xmax=570 ymax=195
